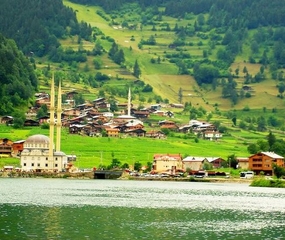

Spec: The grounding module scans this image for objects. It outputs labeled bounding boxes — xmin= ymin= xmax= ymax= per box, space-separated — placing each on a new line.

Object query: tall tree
xmin=133 ymin=60 xmax=141 ymax=78
xmin=178 ymin=87 xmax=183 ymax=103
xmin=267 ymin=131 xmax=276 ymax=150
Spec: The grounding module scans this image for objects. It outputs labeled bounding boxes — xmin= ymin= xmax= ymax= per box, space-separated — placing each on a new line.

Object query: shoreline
xmin=0 ymin=171 xmax=251 ymax=183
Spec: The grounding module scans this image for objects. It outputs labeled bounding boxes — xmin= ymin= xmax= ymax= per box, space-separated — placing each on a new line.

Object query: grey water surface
xmin=0 ymin=178 xmax=284 ymax=240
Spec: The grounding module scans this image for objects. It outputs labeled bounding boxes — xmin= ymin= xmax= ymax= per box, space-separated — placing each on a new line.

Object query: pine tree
xmin=133 ymin=60 xmax=141 ymax=78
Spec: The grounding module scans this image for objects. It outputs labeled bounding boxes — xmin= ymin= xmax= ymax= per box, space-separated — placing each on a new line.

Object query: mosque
xmin=20 ymin=76 xmax=68 ymax=172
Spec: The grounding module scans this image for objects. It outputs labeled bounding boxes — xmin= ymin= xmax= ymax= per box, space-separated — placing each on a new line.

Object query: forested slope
xmin=0 ymin=0 xmax=92 ymax=57
xmin=0 ymin=34 xmax=37 ymax=115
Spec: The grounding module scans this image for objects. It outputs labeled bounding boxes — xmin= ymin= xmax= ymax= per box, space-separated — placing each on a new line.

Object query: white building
xmin=20 ymin=134 xmax=67 ymax=172
xmin=20 ymin=75 xmax=68 ymax=172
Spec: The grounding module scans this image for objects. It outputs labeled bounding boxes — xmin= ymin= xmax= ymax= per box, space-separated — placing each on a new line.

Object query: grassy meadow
xmin=0 ymin=120 xmax=266 ymax=169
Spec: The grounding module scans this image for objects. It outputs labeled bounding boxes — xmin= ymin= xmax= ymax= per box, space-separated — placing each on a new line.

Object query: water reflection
xmin=0 ymin=179 xmax=284 ymax=239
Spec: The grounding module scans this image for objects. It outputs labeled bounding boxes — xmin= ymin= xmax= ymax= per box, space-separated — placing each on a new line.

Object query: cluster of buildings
xmin=1 ymin=77 xmax=284 ymax=176
xmin=2 ymin=87 xmax=222 ymax=140
xmin=151 ymin=152 xmax=285 ymax=176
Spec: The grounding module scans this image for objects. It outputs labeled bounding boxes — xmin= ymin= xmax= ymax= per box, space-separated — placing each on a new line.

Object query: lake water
xmin=0 ymin=178 xmax=284 ymax=240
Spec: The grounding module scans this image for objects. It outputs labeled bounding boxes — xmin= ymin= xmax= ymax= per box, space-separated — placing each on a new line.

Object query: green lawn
xmin=1 ymin=123 xmax=252 ymax=169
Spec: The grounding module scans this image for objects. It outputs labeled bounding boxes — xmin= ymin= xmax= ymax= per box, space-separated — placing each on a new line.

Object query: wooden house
xmin=145 ymin=130 xmax=166 ymax=139
xmin=124 ymin=128 xmax=146 ymax=137
xmin=105 ymin=128 xmax=119 ymax=137
xmin=207 ymin=157 xmax=226 ymax=168
xmin=158 ymin=120 xmax=178 ymax=130
xmin=132 ymin=110 xmax=150 ymax=119
xmin=248 ymin=152 xmax=285 ymax=175
xmin=152 ymin=110 xmax=165 ymax=117
xmin=35 ymin=95 xmax=50 ymax=107
xmin=12 ymin=140 xmax=25 ymax=156
xmin=63 ymin=108 xmax=81 ymax=118
xmin=24 ymin=119 xmax=40 ymax=126
xmin=0 ymin=138 xmax=13 ymax=156
xmin=1 ymin=116 xmax=13 ymax=124
xmin=65 ymin=90 xmax=78 ymax=100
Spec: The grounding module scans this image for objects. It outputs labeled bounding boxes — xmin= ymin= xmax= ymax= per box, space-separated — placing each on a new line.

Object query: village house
xmin=179 ymin=120 xmax=216 ymax=134
xmin=132 ymin=110 xmax=150 ymax=119
xmin=203 ymin=131 xmax=222 ymax=140
xmin=12 ymin=140 xmax=25 ymax=156
xmin=152 ymin=110 xmax=165 ymax=117
xmin=237 ymin=157 xmax=249 ymax=170
xmin=24 ymin=119 xmax=40 ymax=127
xmin=182 ymin=156 xmax=208 ymax=171
xmin=158 ymin=120 xmax=178 ymax=130
xmin=105 ymin=127 xmax=119 ymax=137
xmin=1 ymin=116 xmax=13 ymax=124
xmin=62 ymin=108 xmax=81 ymax=119
xmin=207 ymin=157 xmax=226 ymax=168
xmin=145 ymin=130 xmax=166 ymax=139
xmin=0 ymin=138 xmax=13 ymax=156
xmin=152 ymin=153 xmax=183 ymax=174
xmin=113 ymin=115 xmax=136 ymax=124
xmin=65 ymin=90 xmax=78 ymax=100
xmin=38 ymin=115 xmax=50 ymax=124
xmin=92 ymin=97 xmax=110 ymax=110
xmin=248 ymin=152 xmax=284 ymax=175
xmin=170 ymin=103 xmax=184 ymax=108
xmin=25 ymin=107 xmax=38 ymax=118
xmin=150 ymin=104 xmax=161 ymax=111
xmin=124 ymin=128 xmax=146 ymax=137
xmin=35 ymin=92 xmax=50 ymax=107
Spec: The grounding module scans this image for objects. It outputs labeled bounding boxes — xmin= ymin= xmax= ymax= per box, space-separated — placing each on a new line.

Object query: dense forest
xmin=70 ymin=0 xmax=285 ymax=29
xmin=0 ymin=0 xmax=92 ymax=57
xmin=0 ymin=34 xmax=37 ymax=115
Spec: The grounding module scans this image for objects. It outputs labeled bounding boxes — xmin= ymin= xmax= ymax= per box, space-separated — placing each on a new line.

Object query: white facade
xmin=20 ymin=134 xmax=67 ymax=172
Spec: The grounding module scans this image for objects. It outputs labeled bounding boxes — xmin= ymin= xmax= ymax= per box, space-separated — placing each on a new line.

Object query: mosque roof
xmin=25 ymin=134 xmax=49 ymax=144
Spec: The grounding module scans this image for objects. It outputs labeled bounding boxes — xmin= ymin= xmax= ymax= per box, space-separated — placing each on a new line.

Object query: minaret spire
xmin=49 ymin=74 xmax=55 ymax=163
xmin=56 ymin=80 xmax=62 ymax=152
xmin=127 ymin=87 xmax=131 ymax=116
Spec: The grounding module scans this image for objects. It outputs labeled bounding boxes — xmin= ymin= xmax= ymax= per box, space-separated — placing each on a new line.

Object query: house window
xmin=45 ymin=164 xmax=48 ymax=167
xmin=55 ymin=158 xmax=58 ymax=161
xmin=23 ymin=163 xmax=26 ymax=166
xmin=55 ymin=164 xmax=58 ymax=167
xmin=31 ymin=163 xmax=34 ymax=167
xmin=37 ymin=163 xmax=40 ymax=167
xmin=46 ymin=157 xmax=48 ymax=161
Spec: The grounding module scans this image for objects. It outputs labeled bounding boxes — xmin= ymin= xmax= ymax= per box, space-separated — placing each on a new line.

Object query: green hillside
xmin=1 ymin=0 xmax=285 ymax=170
xmin=60 ymin=0 xmax=285 ymax=112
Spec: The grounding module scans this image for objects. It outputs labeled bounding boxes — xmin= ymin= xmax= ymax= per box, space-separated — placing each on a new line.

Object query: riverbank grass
xmin=250 ymin=178 xmax=285 ymax=188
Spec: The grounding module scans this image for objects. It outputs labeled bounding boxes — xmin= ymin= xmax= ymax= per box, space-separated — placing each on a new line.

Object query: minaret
xmin=56 ymin=81 xmax=62 ymax=152
xmin=49 ymin=74 xmax=55 ymax=164
xmin=127 ymin=87 xmax=131 ymax=116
